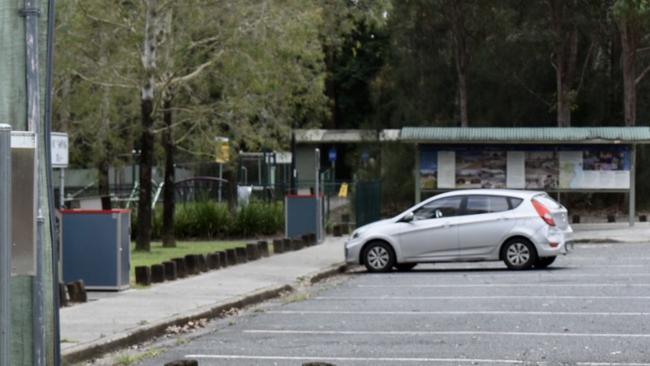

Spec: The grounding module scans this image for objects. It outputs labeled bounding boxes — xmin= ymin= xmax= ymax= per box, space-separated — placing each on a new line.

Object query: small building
xmin=294 ymin=127 xmax=650 ymax=226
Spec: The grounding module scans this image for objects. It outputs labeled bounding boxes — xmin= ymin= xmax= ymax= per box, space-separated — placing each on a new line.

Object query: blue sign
xmin=328 ymin=147 xmax=337 ymax=162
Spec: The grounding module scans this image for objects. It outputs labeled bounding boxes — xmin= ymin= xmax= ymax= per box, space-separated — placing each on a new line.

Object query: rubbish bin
xmin=60 ymin=209 xmax=131 ymax=290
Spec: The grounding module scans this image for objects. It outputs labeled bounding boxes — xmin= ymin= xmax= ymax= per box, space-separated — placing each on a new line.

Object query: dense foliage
xmin=53 ymin=1 xmax=650 ymax=245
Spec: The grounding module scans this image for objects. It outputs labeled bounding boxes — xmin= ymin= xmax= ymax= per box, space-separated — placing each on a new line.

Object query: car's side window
xmin=413 ymin=197 xmax=463 ymax=220
xmin=464 ymin=195 xmax=509 ymax=215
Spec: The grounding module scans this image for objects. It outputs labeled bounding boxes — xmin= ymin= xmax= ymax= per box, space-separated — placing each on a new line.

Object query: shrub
xmin=150 ymin=201 xmax=284 ymax=240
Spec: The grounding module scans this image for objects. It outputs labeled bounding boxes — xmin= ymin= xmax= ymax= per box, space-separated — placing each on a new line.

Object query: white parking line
xmin=373 ymin=273 xmax=650 ymax=278
xmin=245 ymin=329 xmax=650 ymax=338
xmin=356 ymin=283 xmax=650 ymax=288
xmin=267 ymin=310 xmax=650 ymax=316
xmin=184 ymin=354 xmax=529 ymax=364
xmin=314 ymin=295 xmax=650 ymax=300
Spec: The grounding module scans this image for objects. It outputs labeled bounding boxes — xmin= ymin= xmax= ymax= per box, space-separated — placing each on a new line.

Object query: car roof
xmin=430 ymin=189 xmax=544 ymax=200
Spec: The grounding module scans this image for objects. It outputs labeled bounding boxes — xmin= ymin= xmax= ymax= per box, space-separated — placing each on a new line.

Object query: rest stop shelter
xmin=294 ymin=126 xmax=650 ymax=226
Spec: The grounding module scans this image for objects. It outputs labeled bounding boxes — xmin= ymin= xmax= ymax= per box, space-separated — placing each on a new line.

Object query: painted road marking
xmin=184 ymin=354 xmax=529 ymax=364
xmin=245 ymin=329 xmax=650 ymax=338
xmin=314 ymin=295 xmax=650 ymax=300
xmin=356 ymin=283 xmax=650 ymax=288
xmin=267 ymin=310 xmax=650 ymax=316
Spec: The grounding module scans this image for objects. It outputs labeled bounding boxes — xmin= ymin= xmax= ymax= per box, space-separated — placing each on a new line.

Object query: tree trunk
xmin=136 ymin=97 xmax=154 ymax=251
xmin=135 ymin=0 xmax=159 ymax=252
xmin=620 ymin=22 xmax=637 ymax=126
xmin=162 ymin=96 xmax=176 ymax=247
xmin=549 ymin=0 xmax=578 ymax=127
xmin=97 ymin=159 xmax=110 ymax=197
xmin=449 ymin=0 xmax=469 ymax=127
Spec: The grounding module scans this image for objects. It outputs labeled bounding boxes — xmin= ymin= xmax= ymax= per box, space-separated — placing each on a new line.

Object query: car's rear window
xmin=507 ymin=197 xmax=523 ymax=209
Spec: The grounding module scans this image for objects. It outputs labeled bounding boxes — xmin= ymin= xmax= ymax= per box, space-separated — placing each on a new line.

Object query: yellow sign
xmin=338 ymin=182 xmax=348 ymax=198
xmin=215 ymin=139 xmax=230 ymax=164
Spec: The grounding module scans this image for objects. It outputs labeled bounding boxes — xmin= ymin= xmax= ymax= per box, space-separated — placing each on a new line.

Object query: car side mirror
xmin=401 ymin=212 xmax=414 ymax=223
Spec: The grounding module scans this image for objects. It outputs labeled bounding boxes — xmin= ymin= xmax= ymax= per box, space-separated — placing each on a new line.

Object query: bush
xmin=151 ymin=201 xmax=284 ymax=239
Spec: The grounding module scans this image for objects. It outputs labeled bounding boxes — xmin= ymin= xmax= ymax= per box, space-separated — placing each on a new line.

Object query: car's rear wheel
xmin=502 ymin=238 xmax=537 ymax=270
xmin=395 ymin=263 xmax=417 ymax=271
xmin=534 ymin=256 xmax=556 ymax=269
xmin=363 ymin=241 xmax=395 ymax=273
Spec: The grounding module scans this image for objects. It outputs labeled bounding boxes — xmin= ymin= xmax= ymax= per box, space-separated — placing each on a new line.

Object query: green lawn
xmin=130 ymin=240 xmax=245 ymax=284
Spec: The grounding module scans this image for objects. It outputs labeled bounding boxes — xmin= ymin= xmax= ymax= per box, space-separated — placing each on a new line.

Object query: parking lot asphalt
xmin=138 ymin=243 xmax=650 ymax=366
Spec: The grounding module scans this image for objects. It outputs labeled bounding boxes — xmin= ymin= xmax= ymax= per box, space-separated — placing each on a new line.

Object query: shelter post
xmin=629 ymin=144 xmax=636 ymax=227
xmin=414 ymin=144 xmax=420 ymax=204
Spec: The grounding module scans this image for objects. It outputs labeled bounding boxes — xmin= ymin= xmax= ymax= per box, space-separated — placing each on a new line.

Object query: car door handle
xmin=444 ymin=221 xmax=453 ymax=228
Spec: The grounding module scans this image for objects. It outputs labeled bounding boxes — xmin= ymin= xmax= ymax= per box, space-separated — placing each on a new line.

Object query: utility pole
xmin=0 ymin=124 xmax=12 ymax=366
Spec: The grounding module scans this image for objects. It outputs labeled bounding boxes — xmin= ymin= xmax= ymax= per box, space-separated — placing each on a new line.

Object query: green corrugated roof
xmin=400 ymin=127 xmax=650 ymax=144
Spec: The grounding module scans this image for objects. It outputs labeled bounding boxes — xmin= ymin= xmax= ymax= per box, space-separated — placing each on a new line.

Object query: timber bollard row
xmin=133 ymin=233 xmax=319 ymax=287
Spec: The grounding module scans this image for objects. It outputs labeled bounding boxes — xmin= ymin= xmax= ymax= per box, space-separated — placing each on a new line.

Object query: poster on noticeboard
xmin=420 ymin=145 xmax=630 ymax=191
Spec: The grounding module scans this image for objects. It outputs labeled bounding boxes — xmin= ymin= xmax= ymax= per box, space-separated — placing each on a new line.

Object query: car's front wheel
xmin=534 ymin=256 xmax=556 ymax=269
xmin=363 ymin=241 xmax=395 ymax=273
xmin=502 ymin=238 xmax=537 ymax=270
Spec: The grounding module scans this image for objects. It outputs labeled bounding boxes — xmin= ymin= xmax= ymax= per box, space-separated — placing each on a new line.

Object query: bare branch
xmin=636 ymin=63 xmax=650 ymax=85
xmin=72 ymin=71 xmax=138 ymax=89
xmin=512 ymin=72 xmax=552 ymax=107
xmin=166 ymin=50 xmax=224 ymax=87
xmin=576 ymin=40 xmax=595 ymax=94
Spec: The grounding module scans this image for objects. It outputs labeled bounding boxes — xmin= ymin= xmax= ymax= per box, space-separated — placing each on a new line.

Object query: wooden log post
xmin=135 ymin=266 xmax=152 ymax=286
xmin=151 ymin=264 xmax=165 ymax=283
xmin=172 ymin=257 xmax=187 ymax=278
xmin=163 ymin=261 xmax=177 ymax=281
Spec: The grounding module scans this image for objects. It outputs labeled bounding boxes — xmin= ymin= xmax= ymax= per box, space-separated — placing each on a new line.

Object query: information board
xmin=420 ymin=145 xmax=631 ymax=191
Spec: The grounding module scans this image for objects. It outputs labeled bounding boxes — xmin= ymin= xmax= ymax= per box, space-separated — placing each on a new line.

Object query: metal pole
xmin=315 ymin=148 xmax=321 ymax=242
xmin=0 ymin=124 xmax=12 ymax=366
xmin=414 ymin=144 xmax=421 ymax=203
xmin=629 ymin=144 xmax=636 ymax=227
xmin=218 ymin=163 xmax=223 ymax=202
xmin=24 ymin=0 xmax=46 ymax=363
xmin=59 ymin=169 xmax=64 ymax=208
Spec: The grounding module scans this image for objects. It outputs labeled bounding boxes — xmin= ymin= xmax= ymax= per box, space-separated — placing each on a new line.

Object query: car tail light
xmin=532 ymin=199 xmax=556 ymax=226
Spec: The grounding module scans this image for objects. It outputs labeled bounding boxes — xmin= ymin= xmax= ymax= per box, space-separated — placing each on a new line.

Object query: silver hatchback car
xmin=345 ymin=189 xmax=573 ymax=272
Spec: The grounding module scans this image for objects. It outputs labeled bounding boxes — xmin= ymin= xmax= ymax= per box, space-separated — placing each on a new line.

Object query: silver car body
xmin=345 ymin=189 xmax=573 ymax=265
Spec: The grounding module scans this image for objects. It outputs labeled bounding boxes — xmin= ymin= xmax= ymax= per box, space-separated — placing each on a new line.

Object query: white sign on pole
xmin=51 ymin=132 xmax=69 ymax=168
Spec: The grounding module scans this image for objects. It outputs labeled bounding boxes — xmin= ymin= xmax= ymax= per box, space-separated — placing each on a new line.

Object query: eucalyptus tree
xmin=613 ymin=0 xmax=650 ymax=126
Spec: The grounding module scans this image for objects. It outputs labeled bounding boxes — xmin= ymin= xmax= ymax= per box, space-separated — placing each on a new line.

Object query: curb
xmin=62 ymin=262 xmax=347 ymax=364
xmin=571 ymin=238 xmax=649 ymax=244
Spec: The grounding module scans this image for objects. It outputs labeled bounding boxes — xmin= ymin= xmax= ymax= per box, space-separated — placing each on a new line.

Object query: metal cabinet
xmin=60 ymin=209 xmax=131 ymax=290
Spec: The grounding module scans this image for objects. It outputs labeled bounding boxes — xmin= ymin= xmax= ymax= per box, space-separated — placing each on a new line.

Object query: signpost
xmin=328 ymin=147 xmax=337 ymax=182
xmin=215 ymin=137 xmax=230 ymax=202
xmin=51 ymin=133 xmax=68 ymax=208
